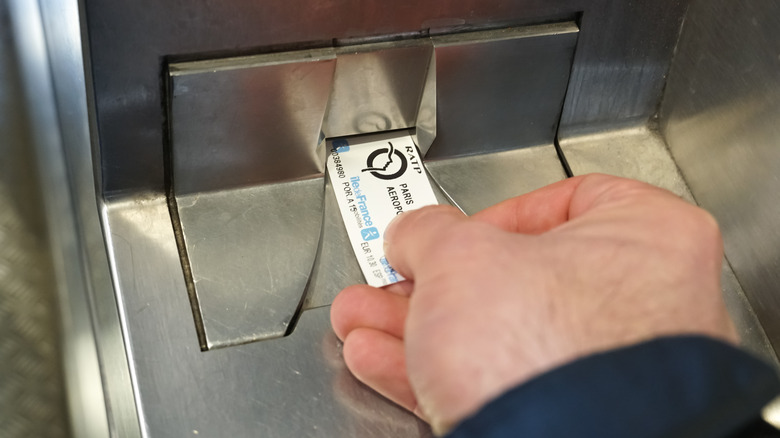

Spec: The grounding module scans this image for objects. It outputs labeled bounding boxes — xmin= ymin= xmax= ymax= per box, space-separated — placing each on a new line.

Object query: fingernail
xmin=383 ymin=212 xmax=407 ymax=253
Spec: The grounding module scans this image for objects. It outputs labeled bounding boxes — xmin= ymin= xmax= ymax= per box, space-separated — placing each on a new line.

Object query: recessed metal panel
xmin=559 ymin=126 xmax=777 ymax=363
xmin=170 ymin=50 xmax=337 ymax=348
xmin=177 ymin=179 xmax=324 ymax=348
xmin=105 ymin=197 xmax=432 ymax=437
xmin=661 ymin=0 xmax=780 ymax=357
xmin=169 ymin=26 xmax=579 ymax=348
xmin=426 ymin=23 xmax=578 ymax=159
xmin=427 ymin=144 xmax=567 ymax=214
xmin=170 ymin=49 xmax=336 ymax=195
xmin=324 ymin=41 xmax=433 ymax=139
xmin=87 ymin=1 xmax=691 ymax=196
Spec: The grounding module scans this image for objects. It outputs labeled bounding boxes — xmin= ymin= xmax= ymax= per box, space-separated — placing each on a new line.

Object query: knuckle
xmin=661 ymin=206 xmax=724 ymax=272
xmin=584 ymin=173 xmax=658 ymax=197
xmin=425 ymin=221 xmax=489 ymax=261
xmin=677 ymin=206 xmax=722 ymax=246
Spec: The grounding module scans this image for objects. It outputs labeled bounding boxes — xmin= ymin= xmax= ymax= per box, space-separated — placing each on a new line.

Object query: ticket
xmin=326 ymin=131 xmax=439 ymax=287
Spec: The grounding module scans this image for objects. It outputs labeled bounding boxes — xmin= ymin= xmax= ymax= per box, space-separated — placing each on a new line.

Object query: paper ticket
xmin=326 ymin=131 xmax=439 ymax=287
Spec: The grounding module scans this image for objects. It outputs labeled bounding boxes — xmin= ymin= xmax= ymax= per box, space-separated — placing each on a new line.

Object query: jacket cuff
xmin=447 ymin=336 xmax=779 ymax=438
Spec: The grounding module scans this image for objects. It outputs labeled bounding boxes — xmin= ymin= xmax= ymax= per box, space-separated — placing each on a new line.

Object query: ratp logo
xmin=362 ymin=141 xmax=408 ymax=180
xmin=361 ymin=227 xmax=380 ymax=241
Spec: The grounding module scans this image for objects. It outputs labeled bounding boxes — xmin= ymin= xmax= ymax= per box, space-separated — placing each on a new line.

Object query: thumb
xmin=383 ymin=205 xmax=467 ymax=280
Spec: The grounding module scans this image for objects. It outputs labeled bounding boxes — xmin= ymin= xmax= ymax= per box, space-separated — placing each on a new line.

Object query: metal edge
xmin=430 ymin=21 xmax=579 ymax=47
xmin=169 ymin=46 xmax=337 ymax=76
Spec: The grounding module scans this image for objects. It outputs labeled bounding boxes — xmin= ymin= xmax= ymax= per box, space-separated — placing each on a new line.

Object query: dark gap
xmin=284 ymin=172 xmax=329 ymax=338
xmin=554 ymin=11 xmax=583 ymax=179
xmin=555 ymin=137 xmax=574 ymax=178
xmin=284 ymin=129 xmax=413 ymax=338
xmin=163 ymin=13 xmax=579 ymax=66
xmin=164 ymin=39 xmax=334 ymax=65
xmin=160 ymin=59 xmax=209 ymax=351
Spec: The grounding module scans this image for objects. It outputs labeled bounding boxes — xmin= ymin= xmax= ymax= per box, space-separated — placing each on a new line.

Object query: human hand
xmin=330 ymin=174 xmax=737 ymax=434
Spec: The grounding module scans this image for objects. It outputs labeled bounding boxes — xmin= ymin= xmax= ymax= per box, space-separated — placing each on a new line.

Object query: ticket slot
xmin=167 ymin=22 xmax=577 ymax=349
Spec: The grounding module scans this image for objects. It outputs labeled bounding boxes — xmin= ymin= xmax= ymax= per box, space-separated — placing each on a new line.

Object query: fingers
xmin=383 ymin=280 xmax=414 ymax=297
xmin=471 ymin=175 xmax=588 ymax=234
xmin=383 ymin=175 xmax=588 ymax=278
xmin=382 ymin=174 xmax=680 ymax=280
xmin=342 ymin=328 xmax=419 ymax=415
xmin=331 ymin=284 xmax=409 ymax=341
xmin=383 ymin=205 xmax=469 ymax=278
xmin=472 ymin=174 xmax=685 ymax=234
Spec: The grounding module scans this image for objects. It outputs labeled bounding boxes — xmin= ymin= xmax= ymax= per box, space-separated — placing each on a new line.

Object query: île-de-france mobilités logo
xmin=362 ymin=141 xmax=408 ymax=180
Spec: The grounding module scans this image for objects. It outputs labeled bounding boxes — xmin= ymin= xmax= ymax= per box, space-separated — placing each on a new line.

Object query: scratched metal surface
xmin=661 ymin=0 xmax=780 ymax=357
xmin=559 ymin=125 xmax=777 ymax=365
xmin=20 ymin=0 xmax=780 ymax=436
xmin=73 ymin=1 xmax=692 ymax=436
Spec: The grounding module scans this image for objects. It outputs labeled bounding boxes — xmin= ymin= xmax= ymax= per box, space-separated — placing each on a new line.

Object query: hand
xmin=330 ymin=174 xmax=737 ymax=434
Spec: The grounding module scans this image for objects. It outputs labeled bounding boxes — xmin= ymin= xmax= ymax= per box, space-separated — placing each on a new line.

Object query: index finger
xmin=382 ymin=205 xmax=469 ymax=279
xmin=471 ymin=175 xmax=587 ymax=234
xmin=471 ymin=173 xmax=682 ymax=234
xmin=383 ymin=174 xmax=683 ymax=279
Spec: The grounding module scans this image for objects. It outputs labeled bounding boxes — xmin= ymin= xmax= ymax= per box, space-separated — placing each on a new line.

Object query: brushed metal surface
xmin=413 ymin=53 xmax=437 ymax=156
xmin=171 ymin=25 xmax=575 ymax=348
xmin=559 ymin=125 xmax=777 ymax=363
xmin=16 ymin=0 xmax=780 ymax=435
xmin=170 ymin=51 xmax=338 ymax=348
xmin=169 ymin=49 xmax=336 ymax=194
xmin=557 ymin=1 xmax=689 ymax=134
xmin=38 ymin=0 xmax=742 ymax=435
xmin=427 ymin=145 xmax=567 ymax=214
xmin=325 ymin=41 xmax=433 ymax=139
xmin=661 ymin=0 xmax=780 ymax=355
xmin=178 ymin=179 xmax=324 ymax=348
xmin=427 ymin=23 xmax=578 ymax=159
xmin=105 ymin=197 xmax=432 ymax=437
xmin=560 ymin=125 xmax=694 ymax=201
xmin=84 ymin=0 xmax=690 ymax=195
xmin=302 ymin=176 xmax=365 ymax=310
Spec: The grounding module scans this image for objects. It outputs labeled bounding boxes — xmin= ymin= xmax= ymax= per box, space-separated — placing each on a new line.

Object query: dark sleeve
xmin=447 ymin=336 xmax=780 ymax=438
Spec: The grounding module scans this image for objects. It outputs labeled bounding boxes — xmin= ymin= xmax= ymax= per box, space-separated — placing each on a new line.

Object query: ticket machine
xmin=5 ymin=0 xmax=780 ymax=436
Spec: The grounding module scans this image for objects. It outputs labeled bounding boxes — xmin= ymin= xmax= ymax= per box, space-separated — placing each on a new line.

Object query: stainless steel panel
xmin=413 ymin=54 xmax=437 ymax=156
xmin=660 ymin=0 xmax=780 ymax=354
xmin=170 ymin=50 xmax=336 ymax=194
xmin=558 ymin=1 xmax=689 ymax=134
xmin=85 ymin=0 xmax=690 ymax=195
xmin=105 ymin=197 xmax=431 ymax=437
xmin=69 ymin=0 xmax=701 ymax=435
xmin=171 ymin=26 xmax=575 ymax=348
xmin=170 ymin=51 xmax=337 ymax=347
xmin=302 ymin=176 xmax=364 ymax=310
xmin=427 ymin=145 xmax=567 ymax=214
xmin=325 ymin=41 xmax=433 ymax=139
xmin=560 ymin=125 xmax=695 ymax=201
xmin=427 ymin=23 xmax=578 ymax=159
xmin=559 ymin=126 xmax=777 ymax=363
xmin=178 ymin=179 xmax=324 ymax=348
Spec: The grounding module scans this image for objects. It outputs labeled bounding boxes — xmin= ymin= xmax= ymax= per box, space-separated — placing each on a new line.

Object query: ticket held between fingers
xmin=382 ymin=205 xmax=468 ymax=279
